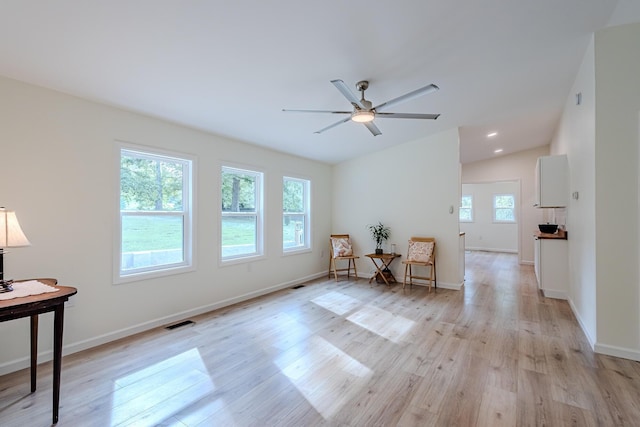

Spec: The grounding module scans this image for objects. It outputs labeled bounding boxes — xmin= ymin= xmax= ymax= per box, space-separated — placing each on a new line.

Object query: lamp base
xmin=0 ymin=279 xmax=14 ymax=293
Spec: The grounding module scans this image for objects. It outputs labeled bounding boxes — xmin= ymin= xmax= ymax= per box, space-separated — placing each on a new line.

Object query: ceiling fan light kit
xmin=351 ymin=110 xmax=375 ymax=123
xmin=283 ymin=79 xmax=440 ymax=136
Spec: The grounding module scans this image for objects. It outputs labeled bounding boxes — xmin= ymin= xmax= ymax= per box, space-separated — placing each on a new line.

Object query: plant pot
xmin=375 ymin=248 xmax=383 ymax=255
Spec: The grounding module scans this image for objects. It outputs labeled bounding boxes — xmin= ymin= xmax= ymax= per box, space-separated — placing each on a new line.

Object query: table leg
xmin=30 ymin=314 xmax=38 ymax=393
xmin=52 ymin=304 xmax=65 ymax=424
xmin=368 ymin=259 xmax=383 ymax=284
xmin=378 ymin=259 xmax=399 ymax=286
xmin=379 ymin=261 xmax=390 ymax=286
xmin=383 ymin=260 xmax=397 ymax=284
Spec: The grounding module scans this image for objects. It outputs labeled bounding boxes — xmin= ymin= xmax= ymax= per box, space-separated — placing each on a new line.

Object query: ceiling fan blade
xmin=374 ymin=84 xmax=439 ymax=112
xmin=331 ymin=79 xmax=365 ymax=109
xmin=314 ymin=117 xmax=351 ymax=134
xmin=375 ymin=112 xmax=440 ymax=120
xmin=282 ymin=109 xmax=352 ymax=114
xmin=363 ymin=121 xmax=381 ymax=136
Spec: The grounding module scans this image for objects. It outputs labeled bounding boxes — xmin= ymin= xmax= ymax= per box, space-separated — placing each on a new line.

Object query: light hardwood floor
xmin=2 ymin=251 xmax=640 ymax=426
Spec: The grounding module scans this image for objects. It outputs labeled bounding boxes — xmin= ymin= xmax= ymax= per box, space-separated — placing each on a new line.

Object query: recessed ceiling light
xmin=487 ymin=132 xmax=498 ymax=138
xmin=494 ymin=148 xmax=503 ymax=153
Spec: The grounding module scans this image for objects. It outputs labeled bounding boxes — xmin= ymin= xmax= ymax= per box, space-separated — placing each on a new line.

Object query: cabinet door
xmin=534 ymin=238 xmax=540 ymax=287
xmin=535 ymin=155 xmax=568 ymax=207
xmin=459 ymin=233 xmax=465 ymax=283
xmin=539 ymin=239 xmax=568 ymax=299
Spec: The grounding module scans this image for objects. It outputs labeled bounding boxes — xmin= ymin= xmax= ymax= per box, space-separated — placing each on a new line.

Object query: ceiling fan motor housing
xmin=356 ymin=80 xmax=369 ymax=91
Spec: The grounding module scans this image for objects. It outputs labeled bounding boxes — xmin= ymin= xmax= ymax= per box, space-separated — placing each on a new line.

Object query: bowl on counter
xmin=538 ymin=224 xmax=558 ymax=234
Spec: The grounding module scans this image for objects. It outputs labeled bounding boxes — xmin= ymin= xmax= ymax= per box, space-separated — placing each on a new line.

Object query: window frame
xmin=115 ymin=142 xmax=195 ymax=284
xmin=493 ymin=193 xmax=516 ymax=223
xmin=459 ymin=194 xmax=474 ymax=223
xmin=282 ymin=175 xmax=311 ymax=254
xmin=220 ymin=164 xmax=265 ymax=264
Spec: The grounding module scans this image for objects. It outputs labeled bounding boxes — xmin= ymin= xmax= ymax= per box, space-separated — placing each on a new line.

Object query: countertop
xmin=535 ymin=229 xmax=567 ymax=240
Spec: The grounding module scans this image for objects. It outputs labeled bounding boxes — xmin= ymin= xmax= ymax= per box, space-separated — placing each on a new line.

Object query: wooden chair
xmin=328 ymin=234 xmax=359 ymax=281
xmin=402 ymin=237 xmax=436 ymax=292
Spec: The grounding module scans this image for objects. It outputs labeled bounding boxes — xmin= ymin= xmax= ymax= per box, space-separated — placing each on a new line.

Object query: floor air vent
xmin=165 ymin=320 xmax=195 ymax=330
xmin=292 ymin=285 xmax=305 ymax=289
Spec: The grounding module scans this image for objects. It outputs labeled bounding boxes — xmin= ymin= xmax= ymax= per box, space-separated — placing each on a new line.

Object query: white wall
xmin=550 ymin=36 xmax=597 ymax=346
xmin=552 ymin=22 xmax=640 ymax=361
xmin=461 ymin=146 xmax=548 ymax=264
xmin=593 ymin=22 xmax=640 ymax=358
xmin=0 ymin=76 xmax=333 ymax=373
xmin=332 ymin=128 xmax=462 ymax=288
xmin=461 ymin=181 xmax=518 ymax=253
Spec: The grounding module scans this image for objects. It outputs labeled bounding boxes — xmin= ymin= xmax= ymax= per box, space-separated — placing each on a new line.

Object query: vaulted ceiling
xmin=0 ymin=1 xmax=633 ymax=164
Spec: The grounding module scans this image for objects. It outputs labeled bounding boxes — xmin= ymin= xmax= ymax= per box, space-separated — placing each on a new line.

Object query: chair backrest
xmin=330 ymin=234 xmax=354 ymax=258
xmin=406 ymin=237 xmax=435 ymax=262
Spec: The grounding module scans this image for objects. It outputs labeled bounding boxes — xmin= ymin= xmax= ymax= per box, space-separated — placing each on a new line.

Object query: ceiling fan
xmin=283 ymin=79 xmax=440 ymax=136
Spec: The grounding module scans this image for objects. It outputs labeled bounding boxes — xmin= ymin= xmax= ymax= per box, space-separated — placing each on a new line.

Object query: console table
xmin=365 ymin=253 xmax=401 ymax=286
xmin=0 ymin=279 xmax=77 ymax=424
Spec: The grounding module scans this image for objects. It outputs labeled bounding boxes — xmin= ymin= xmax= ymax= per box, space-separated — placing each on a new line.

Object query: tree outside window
xmin=221 ymin=166 xmax=263 ymax=260
xmin=283 ymin=177 xmax=310 ymax=252
xmin=118 ymin=146 xmax=193 ymax=282
xmin=494 ymin=194 xmax=516 ymax=222
xmin=459 ymin=195 xmax=473 ymax=222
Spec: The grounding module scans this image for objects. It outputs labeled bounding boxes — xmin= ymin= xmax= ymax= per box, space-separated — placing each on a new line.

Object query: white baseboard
xmin=541 ymin=289 xmax=567 ymax=300
xmin=399 ymin=281 xmax=463 ymax=291
xmin=567 ymin=297 xmax=640 ymax=362
xmin=362 ymin=272 xmax=463 ymax=291
xmin=568 ymin=297 xmax=596 ymax=349
xmin=465 ymin=246 xmax=518 ymax=254
xmin=0 ymin=269 xmax=464 ymax=376
xmin=0 ymin=271 xmax=327 ymax=376
xmin=594 ymin=342 xmax=640 ymax=362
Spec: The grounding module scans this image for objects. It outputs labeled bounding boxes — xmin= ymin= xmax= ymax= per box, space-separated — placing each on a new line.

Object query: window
xmin=459 ymin=195 xmax=473 ymax=222
xmin=283 ymin=176 xmax=310 ymax=253
xmin=117 ymin=144 xmax=193 ymax=282
xmin=221 ymin=166 xmax=263 ymax=261
xmin=494 ymin=194 xmax=516 ymax=222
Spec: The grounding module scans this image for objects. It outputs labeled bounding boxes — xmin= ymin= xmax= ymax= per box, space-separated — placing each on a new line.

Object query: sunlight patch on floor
xmin=110 ymin=348 xmax=216 ymax=426
xmin=311 ymin=291 xmax=362 ymax=315
xmin=347 ymin=304 xmax=415 ymax=343
xmin=245 ymin=311 xmax=312 ymax=351
xmin=275 ymin=335 xmax=372 ymax=419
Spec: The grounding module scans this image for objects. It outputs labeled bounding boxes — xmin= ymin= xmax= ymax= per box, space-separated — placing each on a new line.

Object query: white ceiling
xmin=0 ymin=1 xmax=633 ymax=164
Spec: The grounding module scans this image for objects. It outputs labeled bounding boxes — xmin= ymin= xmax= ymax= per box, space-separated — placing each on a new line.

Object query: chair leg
xmin=328 ymin=256 xmax=332 ymax=279
xmin=403 ymin=264 xmax=408 ymax=289
xmin=332 ymin=259 xmax=339 ymax=282
xmin=353 ymin=259 xmax=358 ymax=279
xmin=433 ymin=261 xmax=437 ymax=290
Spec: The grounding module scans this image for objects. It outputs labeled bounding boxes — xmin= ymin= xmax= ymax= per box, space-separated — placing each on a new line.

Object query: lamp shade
xmin=0 ymin=208 xmax=31 ymax=248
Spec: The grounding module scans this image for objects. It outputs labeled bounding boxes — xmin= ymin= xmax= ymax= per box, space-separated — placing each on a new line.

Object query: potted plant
xmin=368 ymin=222 xmax=390 ymax=254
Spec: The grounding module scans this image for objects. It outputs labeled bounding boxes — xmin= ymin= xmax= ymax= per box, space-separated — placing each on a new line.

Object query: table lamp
xmin=0 ymin=207 xmax=31 ymax=293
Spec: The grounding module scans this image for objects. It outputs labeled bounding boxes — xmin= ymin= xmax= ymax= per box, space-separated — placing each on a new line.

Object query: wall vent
xmin=165 ymin=320 xmax=195 ymax=330
xmin=292 ymin=285 xmax=305 ymax=289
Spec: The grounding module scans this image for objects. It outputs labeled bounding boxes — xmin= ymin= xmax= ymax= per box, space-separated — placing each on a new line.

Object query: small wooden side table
xmin=365 ymin=253 xmax=401 ymax=286
xmin=0 ymin=278 xmax=77 ymax=425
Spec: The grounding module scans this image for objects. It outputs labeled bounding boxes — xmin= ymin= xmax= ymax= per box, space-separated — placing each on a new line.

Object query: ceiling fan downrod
xmin=356 ymin=81 xmax=372 ymax=110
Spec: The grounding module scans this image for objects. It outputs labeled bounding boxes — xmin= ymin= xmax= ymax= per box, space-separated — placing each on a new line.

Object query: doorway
xmin=460 ymin=180 xmax=520 ymax=256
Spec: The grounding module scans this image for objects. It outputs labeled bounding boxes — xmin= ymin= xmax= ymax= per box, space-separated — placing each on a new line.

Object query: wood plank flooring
xmin=2 ymin=251 xmax=640 ymax=426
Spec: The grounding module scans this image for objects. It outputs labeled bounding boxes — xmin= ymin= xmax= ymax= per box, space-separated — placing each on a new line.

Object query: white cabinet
xmin=534 ymin=154 xmax=568 ymax=207
xmin=534 ymin=238 xmax=540 ymax=285
xmin=534 ymin=237 xmax=568 ymax=299
xmin=459 ymin=232 xmax=465 ymax=284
